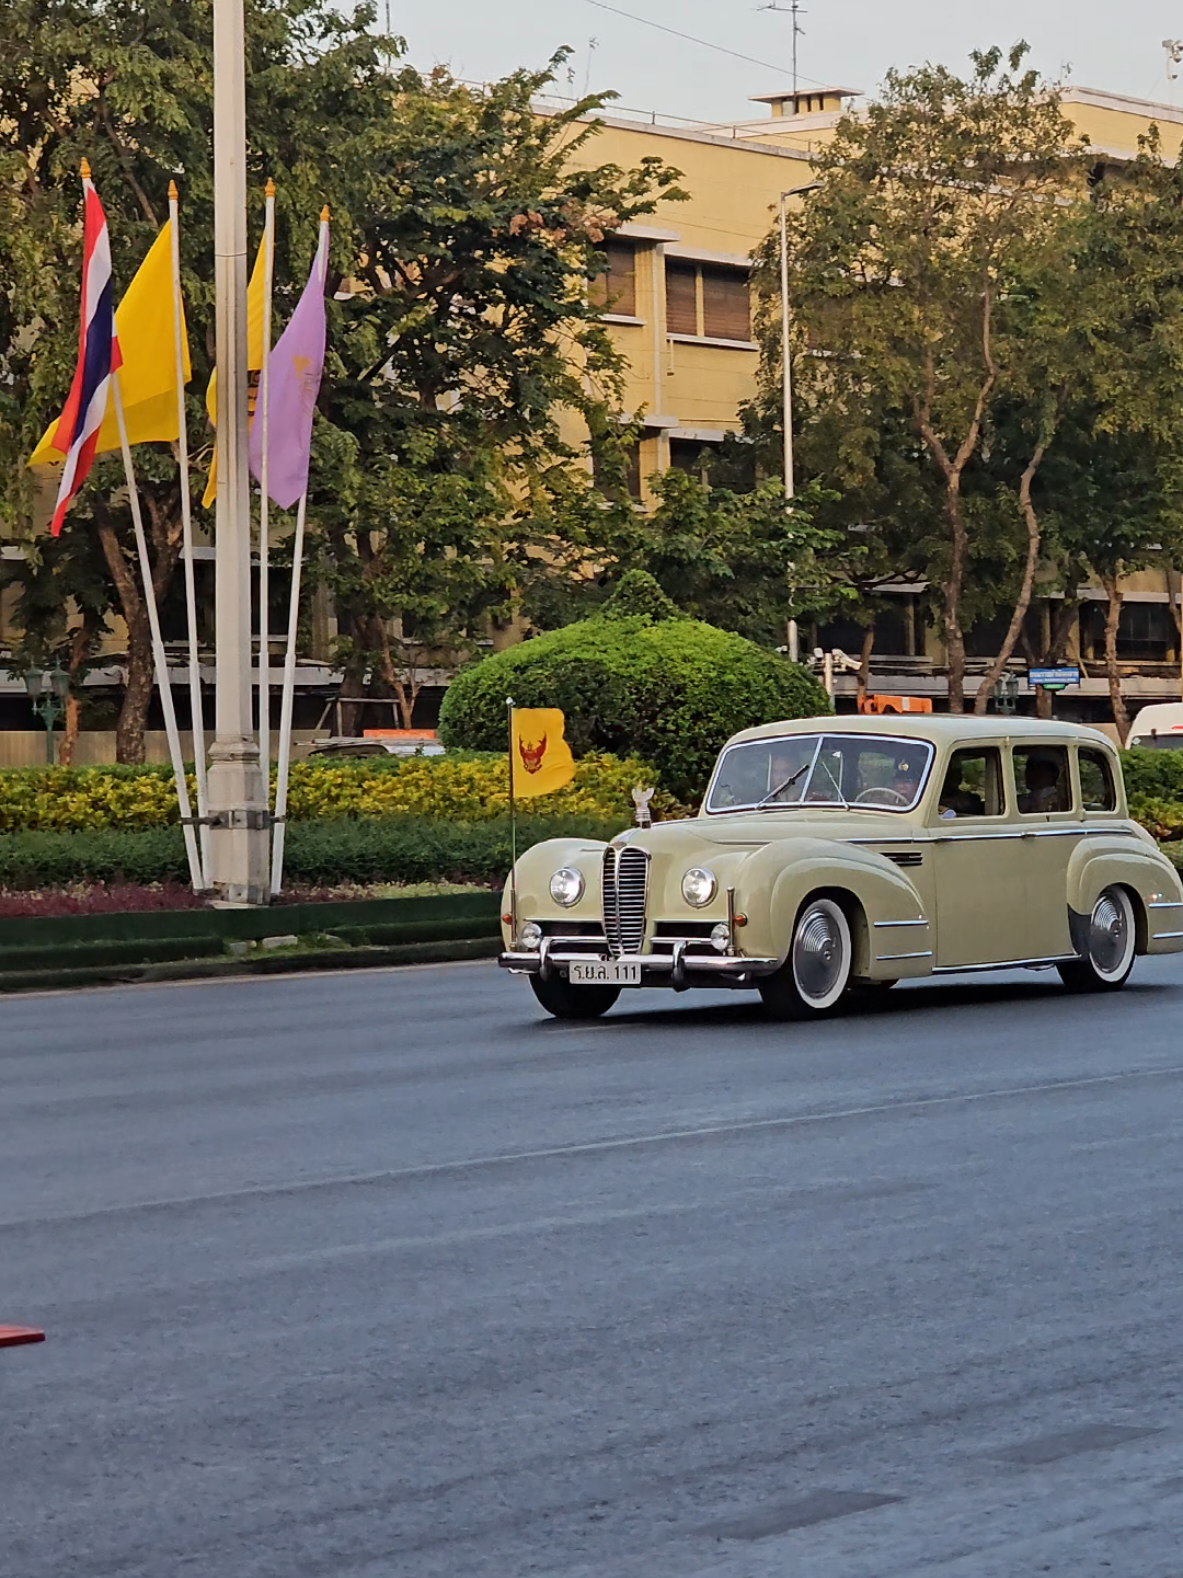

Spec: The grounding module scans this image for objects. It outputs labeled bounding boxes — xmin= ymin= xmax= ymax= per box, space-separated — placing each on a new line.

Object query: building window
xmin=665 ymin=260 xmax=752 ymax=342
xmin=1084 ymin=600 xmax=1175 ymax=663
xmin=593 ymin=440 xmax=642 ymax=502
xmin=665 ymin=261 xmax=698 ymax=335
xmin=589 ymin=241 xmax=637 ymax=318
xmin=702 ymin=268 xmax=751 ymax=340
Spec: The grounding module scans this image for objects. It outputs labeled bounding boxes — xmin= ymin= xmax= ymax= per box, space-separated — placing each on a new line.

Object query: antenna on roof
xmin=759 ymin=0 xmax=807 ymax=92
xmin=1164 ymin=39 xmax=1183 ymax=101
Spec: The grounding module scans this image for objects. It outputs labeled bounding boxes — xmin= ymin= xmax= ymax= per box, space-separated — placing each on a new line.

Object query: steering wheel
xmin=854 ymin=786 xmax=911 ymax=806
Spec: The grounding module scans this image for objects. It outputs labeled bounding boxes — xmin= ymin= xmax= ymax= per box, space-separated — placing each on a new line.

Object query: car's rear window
xmin=705 ymin=734 xmax=934 ymax=813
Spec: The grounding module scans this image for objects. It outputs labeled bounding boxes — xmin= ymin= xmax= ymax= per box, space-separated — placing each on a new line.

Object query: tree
xmin=438 ymin=572 xmax=830 ymax=799
xmin=2 ymin=3 xmax=681 ymax=752
xmin=2 ymin=0 xmax=404 ymax=758
xmin=757 ymin=45 xmax=1085 ymax=710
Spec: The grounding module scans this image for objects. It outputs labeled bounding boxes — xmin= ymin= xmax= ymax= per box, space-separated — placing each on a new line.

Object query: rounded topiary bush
xmin=438 ymin=584 xmax=830 ymax=800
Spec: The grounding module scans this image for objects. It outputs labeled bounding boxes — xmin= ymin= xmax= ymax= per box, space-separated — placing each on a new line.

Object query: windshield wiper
xmin=754 ymin=762 xmax=811 ymax=809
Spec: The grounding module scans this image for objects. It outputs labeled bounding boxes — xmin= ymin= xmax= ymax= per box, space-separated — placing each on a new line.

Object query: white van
xmin=1128 ymin=702 xmax=1183 ymax=750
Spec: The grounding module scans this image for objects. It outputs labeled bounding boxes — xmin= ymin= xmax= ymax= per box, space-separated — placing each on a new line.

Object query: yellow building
xmin=556 ymin=83 xmax=1183 ymax=720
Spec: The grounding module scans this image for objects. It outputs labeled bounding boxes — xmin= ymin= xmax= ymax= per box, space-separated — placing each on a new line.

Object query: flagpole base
xmin=206 ymin=734 xmax=271 ymax=906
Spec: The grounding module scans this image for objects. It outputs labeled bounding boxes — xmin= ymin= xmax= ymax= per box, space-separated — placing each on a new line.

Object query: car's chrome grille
xmin=602 ymin=845 xmax=649 ymax=957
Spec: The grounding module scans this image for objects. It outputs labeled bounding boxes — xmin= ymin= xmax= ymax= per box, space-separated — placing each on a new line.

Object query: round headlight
xmin=681 ymin=867 xmax=717 ymax=908
xmin=519 ymin=920 xmax=543 ymax=952
xmin=549 ymin=867 xmax=585 ymax=907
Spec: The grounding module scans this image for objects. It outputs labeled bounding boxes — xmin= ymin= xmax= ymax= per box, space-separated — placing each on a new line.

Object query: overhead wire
xmin=580 ymin=0 xmax=837 ymax=89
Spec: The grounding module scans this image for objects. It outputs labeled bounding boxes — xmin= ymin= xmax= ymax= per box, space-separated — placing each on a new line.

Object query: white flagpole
xmin=257 ymin=178 xmax=276 ymax=834
xmin=111 ymin=376 xmax=204 ymax=892
xmin=269 ymin=208 xmax=328 ymax=897
xmin=167 ymin=180 xmax=210 ymax=889
xmin=269 ymin=489 xmax=305 ymax=895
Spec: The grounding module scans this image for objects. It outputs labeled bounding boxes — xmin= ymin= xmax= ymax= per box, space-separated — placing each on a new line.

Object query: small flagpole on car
xmin=506 ymin=696 xmax=518 ymax=943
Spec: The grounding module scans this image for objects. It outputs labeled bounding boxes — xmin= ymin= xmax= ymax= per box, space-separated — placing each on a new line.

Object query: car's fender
xmin=736 ymin=838 xmax=932 ymax=979
xmin=500 ymin=836 xmax=610 ymax=945
xmin=1065 ymin=832 xmax=1183 ymax=955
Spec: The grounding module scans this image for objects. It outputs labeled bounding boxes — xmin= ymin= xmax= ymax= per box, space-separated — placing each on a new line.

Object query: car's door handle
xmin=1020 ymin=831 xmax=1037 ymax=839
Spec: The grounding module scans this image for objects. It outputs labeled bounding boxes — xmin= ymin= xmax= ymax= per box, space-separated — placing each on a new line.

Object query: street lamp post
xmin=206 ymin=0 xmax=270 ymax=905
xmin=778 ymin=181 xmax=820 ymax=667
xmin=24 ymin=662 xmax=70 ymax=764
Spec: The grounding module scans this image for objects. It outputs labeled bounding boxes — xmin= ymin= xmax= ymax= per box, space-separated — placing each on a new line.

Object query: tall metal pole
xmin=779 ymin=191 xmax=799 ymax=664
xmin=207 ymin=0 xmax=270 ymax=904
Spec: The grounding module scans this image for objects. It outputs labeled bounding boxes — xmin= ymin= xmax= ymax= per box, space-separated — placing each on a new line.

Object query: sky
xmin=379 ymin=0 xmax=1183 ymax=124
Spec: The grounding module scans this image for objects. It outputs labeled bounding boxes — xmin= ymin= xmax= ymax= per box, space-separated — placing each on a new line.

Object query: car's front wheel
xmin=529 ymin=973 xmax=621 ymax=1020
xmin=759 ymin=897 xmax=853 ymax=1021
xmin=1057 ymin=886 xmax=1136 ymax=993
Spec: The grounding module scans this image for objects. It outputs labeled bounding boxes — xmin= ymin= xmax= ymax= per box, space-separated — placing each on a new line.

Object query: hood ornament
xmin=632 ymin=785 xmax=655 ymax=829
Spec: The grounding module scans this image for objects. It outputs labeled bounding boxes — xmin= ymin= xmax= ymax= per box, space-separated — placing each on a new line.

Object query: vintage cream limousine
xmin=498 ymin=716 xmax=1183 ymax=1019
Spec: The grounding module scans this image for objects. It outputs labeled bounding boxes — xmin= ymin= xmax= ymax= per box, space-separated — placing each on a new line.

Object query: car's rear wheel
xmin=759 ymin=897 xmax=852 ymax=1021
xmin=529 ymin=973 xmax=621 ymax=1020
xmin=1057 ymin=886 xmax=1136 ymax=993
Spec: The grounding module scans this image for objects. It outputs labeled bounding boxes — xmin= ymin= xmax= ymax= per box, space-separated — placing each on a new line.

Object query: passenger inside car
xmin=1015 ymin=748 xmax=1071 ymax=814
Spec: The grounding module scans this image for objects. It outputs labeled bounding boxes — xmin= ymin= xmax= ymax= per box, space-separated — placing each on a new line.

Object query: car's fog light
xmin=519 ymin=920 xmax=543 ymax=951
xmin=549 ymin=867 xmax=584 ymax=907
xmin=682 ymin=867 xmax=717 ymax=907
xmin=710 ymin=922 xmax=731 ymax=952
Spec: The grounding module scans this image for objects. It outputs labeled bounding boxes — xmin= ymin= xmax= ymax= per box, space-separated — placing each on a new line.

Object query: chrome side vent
xmin=883 ymin=850 xmax=923 ymax=868
xmin=602 ymin=845 xmax=649 ymax=957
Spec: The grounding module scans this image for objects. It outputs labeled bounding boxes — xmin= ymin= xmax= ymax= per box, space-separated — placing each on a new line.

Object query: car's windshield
xmin=705 ymin=733 xmax=933 ymax=814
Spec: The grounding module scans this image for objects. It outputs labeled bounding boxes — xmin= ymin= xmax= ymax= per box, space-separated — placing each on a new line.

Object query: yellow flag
xmin=201 ymin=231 xmax=269 ymax=507
xmin=510 ymin=708 xmax=576 ymax=798
xmin=30 ymin=220 xmax=191 ymax=467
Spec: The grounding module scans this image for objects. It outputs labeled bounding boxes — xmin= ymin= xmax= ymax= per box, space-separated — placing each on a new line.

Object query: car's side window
xmin=1078 ymin=747 xmax=1118 ymax=812
xmin=1013 ymin=745 xmax=1072 ymax=815
xmin=937 ymin=747 xmax=1005 ymax=819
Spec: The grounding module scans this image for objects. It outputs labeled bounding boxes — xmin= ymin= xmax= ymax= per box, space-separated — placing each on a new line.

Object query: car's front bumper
xmin=499 ymin=937 xmax=780 ymax=987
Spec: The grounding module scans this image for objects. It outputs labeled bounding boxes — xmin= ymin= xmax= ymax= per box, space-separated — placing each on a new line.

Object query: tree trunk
xmin=856 ymin=625 xmax=874 ymax=711
xmin=973 ymin=441 xmax=1050 ymax=715
xmin=1100 ymin=572 xmax=1130 ymax=744
xmin=944 ymin=488 xmax=969 ymax=714
xmin=118 ymin=613 xmax=155 ymax=765
xmin=58 ymin=613 xmax=100 ymax=767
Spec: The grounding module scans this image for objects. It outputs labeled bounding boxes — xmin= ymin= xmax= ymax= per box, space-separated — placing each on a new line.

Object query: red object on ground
xmin=0 ymin=1326 xmax=45 ymax=1348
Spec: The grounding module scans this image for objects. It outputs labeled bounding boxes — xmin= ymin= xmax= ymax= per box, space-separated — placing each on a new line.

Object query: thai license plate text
xmin=569 ymin=959 xmax=642 ymax=986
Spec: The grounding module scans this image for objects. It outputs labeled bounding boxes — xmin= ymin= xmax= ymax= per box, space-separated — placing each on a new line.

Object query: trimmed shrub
xmin=438 ymin=608 xmax=830 ymax=800
xmin=0 ymin=814 xmax=627 ymax=891
xmin=0 ymin=752 xmax=679 ymax=833
xmin=1121 ymin=747 xmax=1183 ymax=803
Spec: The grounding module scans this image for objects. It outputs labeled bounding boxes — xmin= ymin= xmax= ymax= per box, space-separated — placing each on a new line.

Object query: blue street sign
xmin=1028 ymin=666 xmax=1081 ymax=690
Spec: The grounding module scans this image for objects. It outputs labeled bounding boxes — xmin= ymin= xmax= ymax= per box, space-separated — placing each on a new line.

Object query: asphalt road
xmin=3 ymin=955 xmax=1183 ymax=1578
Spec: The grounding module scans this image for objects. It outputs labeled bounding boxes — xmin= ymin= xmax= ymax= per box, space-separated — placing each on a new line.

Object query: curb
xmin=0 ymin=936 xmax=502 ymax=995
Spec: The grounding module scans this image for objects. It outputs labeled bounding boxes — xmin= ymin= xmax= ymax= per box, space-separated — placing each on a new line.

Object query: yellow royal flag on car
xmin=510 ymin=708 xmax=576 ymax=798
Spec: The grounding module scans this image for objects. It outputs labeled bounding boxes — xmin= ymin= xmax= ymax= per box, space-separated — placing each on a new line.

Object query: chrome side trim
xmin=932 ymin=830 xmax=1024 ymax=842
xmin=1149 ymin=900 xmax=1183 ymax=909
xmin=1152 ymin=930 xmax=1183 ymax=940
xmin=875 ymin=950 xmax=933 ymax=962
xmin=873 ymin=918 xmax=929 ymax=929
xmin=931 ymin=953 xmax=1079 ymax=975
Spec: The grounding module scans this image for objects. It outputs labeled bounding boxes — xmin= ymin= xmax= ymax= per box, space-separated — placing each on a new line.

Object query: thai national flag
xmin=48 ymin=171 xmax=121 ymax=536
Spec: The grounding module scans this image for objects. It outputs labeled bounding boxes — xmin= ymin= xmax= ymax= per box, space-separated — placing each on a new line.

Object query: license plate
xmin=569 ymin=959 xmax=642 ymax=986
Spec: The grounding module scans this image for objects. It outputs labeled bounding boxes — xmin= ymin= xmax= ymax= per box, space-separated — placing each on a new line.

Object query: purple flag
xmin=251 ymin=214 xmax=328 ymax=509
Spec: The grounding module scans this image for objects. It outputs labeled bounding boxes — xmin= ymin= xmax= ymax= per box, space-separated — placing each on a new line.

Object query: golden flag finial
xmin=80 ymin=158 xmax=91 ymax=180
xmin=266 ymin=177 xmax=276 ymax=198
xmin=320 ymin=204 xmax=330 ymax=223
xmin=168 ymin=179 xmax=178 ymax=201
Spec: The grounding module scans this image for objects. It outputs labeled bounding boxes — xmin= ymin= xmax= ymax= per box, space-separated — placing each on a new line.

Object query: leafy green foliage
xmin=0 ymin=814 xmax=624 ymax=889
xmin=1121 ymin=747 xmax=1183 ymax=803
xmin=438 ymin=605 xmax=830 ymax=799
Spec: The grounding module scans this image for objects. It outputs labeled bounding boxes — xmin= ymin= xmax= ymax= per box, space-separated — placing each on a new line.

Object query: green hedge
xmin=439 ymin=592 xmax=829 ymax=801
xmin=1121 ymin=747 xmax=1183 ymax=802
xmin=0 ymin=814 xmax=626 ymax=891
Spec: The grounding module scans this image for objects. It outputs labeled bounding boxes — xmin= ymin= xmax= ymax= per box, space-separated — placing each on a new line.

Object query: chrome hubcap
xmin=1090 ymin=891 xmax=1129 ymax=977
xmin=793 ymin=905 xmax=845 ymax=1002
